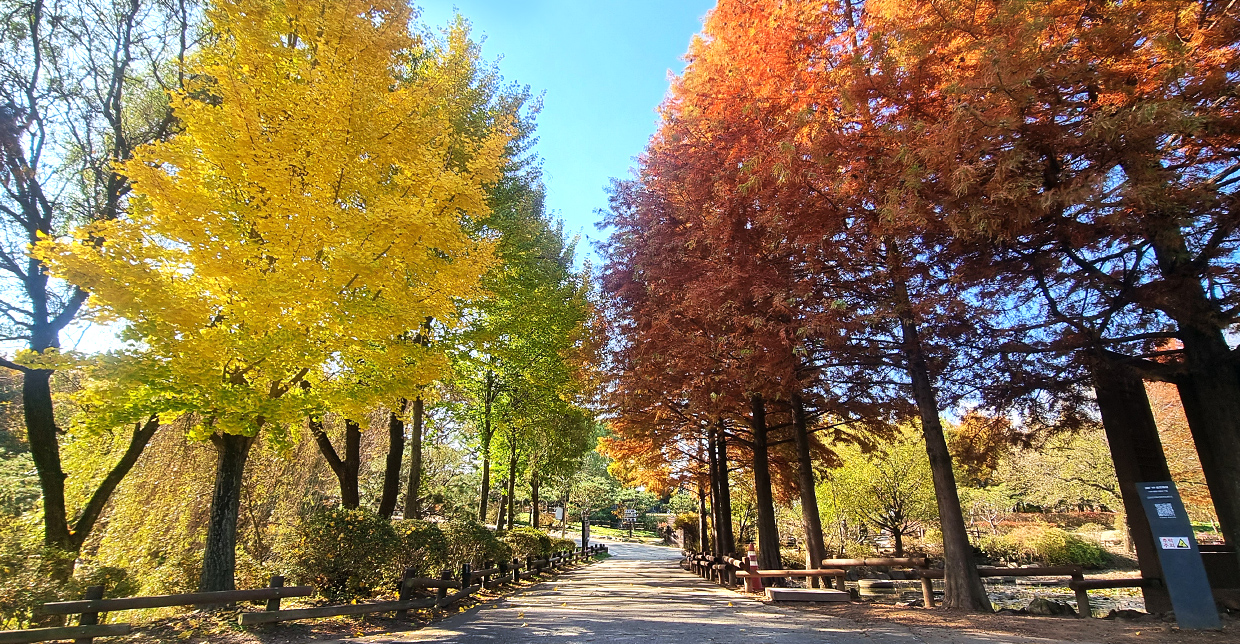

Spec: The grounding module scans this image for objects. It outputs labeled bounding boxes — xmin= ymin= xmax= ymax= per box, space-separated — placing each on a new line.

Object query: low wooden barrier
xmin=917 ymin=565 xmax=1087 ymax=616
xmin=1068 ymin=577 xmax=1156 ymax=618
xmin=821 ymin=557 xmax=933 ymax=606
xmin=2 ymin=544 xmax=609 ymax=643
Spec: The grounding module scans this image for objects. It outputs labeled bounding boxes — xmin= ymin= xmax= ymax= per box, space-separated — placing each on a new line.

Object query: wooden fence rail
xmin=1 ymin=544 xmax=608 ymax=644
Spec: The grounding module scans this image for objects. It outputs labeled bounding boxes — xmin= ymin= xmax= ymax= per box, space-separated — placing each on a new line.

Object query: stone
xmin=1026 ymin=597 xmax=1075 ymax=616
xmin=765 ymin=588 xmax=850 ymax=602
xmin=1104 ymin=609 xmax=1148 ymax=620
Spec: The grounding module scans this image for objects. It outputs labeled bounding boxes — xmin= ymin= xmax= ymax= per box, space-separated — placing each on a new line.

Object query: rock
xmin=902 ymin=598 xmax=924 ymax=607
xmin=1026 ymin=597 xmax=1075 ymax=617
xmin=1104 ymin=609 xmax=1148 ymax=620
xmin=996 ymin=608 xmax=1028 ymax=616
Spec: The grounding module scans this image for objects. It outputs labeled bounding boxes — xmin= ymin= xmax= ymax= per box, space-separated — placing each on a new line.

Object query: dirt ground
xmin=788 ymin=601 xmax=1240 ymax=644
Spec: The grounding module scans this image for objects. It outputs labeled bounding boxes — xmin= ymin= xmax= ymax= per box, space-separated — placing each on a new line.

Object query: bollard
xmin=745 ymin=544 xmax=764 ymax=593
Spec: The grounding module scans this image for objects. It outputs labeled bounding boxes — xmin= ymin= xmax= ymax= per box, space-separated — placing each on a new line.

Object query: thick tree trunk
xmin=714 ymin=420 xmax=736 ymax=556
xmin=378 ymin=406 xmax=405 ymax=520
xmin=506 ymin=449 xmax=518 ymax=528
xmin=199 ymin=432 xmax=255 ymax=592
xmin=311 ymin=417 xmax=361 ymax=509
xmin=478 ymin=371 xmax=495 ymax=523
xmin=479 ymin=441 xmax=492 ymax=524
xmin=23 ymin=369 xmax=72 ymax=554
xmin=697 ymin=480 xmax=710 ymax=552
xmin=404 ymin=397 xmax=424 ymax=520
xmin=892 ymin=275 xmax=990 ymax=611
xmin=1176 ymin=379 xmax=1233 ymax=540
xmin=894 ymin=530 xmax=904 ymax=557
xmin=791 ymin=393 xmax=827 ymax=575
xmin=1091 ymin=355 xmax=1174 ymax=614
xmin=530 ymin=473 xmax=540 ymax=529
xmin=707 ymin=423 xmax=722 ymax=555
xmin=750 ymin=394 xmax=782 ymax=572
xmin=1140 ymin=203 xmax=1240 ymax=553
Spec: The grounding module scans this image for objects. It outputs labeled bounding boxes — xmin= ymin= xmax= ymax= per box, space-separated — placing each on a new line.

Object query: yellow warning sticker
xmin=1159 ymin=536 xmax=1191 ymax=550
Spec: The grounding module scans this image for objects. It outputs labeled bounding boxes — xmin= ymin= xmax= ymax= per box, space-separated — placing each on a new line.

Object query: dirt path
xmin=344 ymin=543 xmax=1174 ymax=644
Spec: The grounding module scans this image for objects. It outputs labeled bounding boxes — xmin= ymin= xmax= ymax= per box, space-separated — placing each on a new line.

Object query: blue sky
xmin=416 ymin=1 xmax=716 ymax=255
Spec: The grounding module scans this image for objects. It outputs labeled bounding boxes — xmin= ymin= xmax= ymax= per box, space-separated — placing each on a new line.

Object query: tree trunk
xmin=404 ymin=397 xmax=424 ymax=520
xmin=697 ymin=480 xmax=709 ymax=552
xmin=496 ymin=490 xmax=508 ymax=530
xmin=199 ymin=432 xmax=255 ymax=592
xmin=791 ymin=393 xmax=827 ymax=575
xmin=378 ymin=406 xmax=405 ymax=520
xmin=506 ymin=450 xmax=518 ymax=529
xmin=1091 ymin=354 xmax=1175 ymax=613
xmin=311 ymin=417 xmax=361 ymax=509
xmin=1140 ymin=207 xmax=1240 ymax=553
xmin=23 ymin=369 xmax=72 ymax=554
xmin=530 ymin=473 xmax=540 ymax=529
xmin=478 ymin=371 xmax=495 ymax=523
xmin=894 ymin=530 xmax=904 ymax=557
xmin=893 ymin=276 xmax=990 ymax=611
xmin=707 ymin=422 xmax=722 ymax=555
xmin=750 ymin=393 xmax=782 ymax=572
xmin=714 ymin=420 xmax=736 ymax=556
xmin=479 ymin=442 xmax=492 ymax=524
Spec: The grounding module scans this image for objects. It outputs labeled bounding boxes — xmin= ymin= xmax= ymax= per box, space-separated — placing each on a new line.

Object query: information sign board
xmin=1137 ymin=481 xmax=1220 ymax=629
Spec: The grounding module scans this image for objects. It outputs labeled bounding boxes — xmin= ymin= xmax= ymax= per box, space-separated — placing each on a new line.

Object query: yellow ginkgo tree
xmin=35 ymin=0 xmax=505 ymax=591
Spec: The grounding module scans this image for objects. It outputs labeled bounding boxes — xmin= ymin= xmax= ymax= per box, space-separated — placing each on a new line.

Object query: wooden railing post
xmin=395 ymin=567 xmax=416 ymax=620
xmin=436 ymin=570 xmax=452 ymax=601
xmin=1072 ymin=571 xmax=1090 ymax=618
xmin=73 ymin=585 xmax=105 ymax=644
xmin=512 ymin=558 xmax=521 ymax=583
xmin=264 ymin=576 xmax=285 ymax=612
xmin=460 ymin=563 xmax=472 ymax=591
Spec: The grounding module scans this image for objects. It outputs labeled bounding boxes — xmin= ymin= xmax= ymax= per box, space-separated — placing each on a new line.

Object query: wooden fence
xmin=0 ymin=544 xmax=607 ymax=644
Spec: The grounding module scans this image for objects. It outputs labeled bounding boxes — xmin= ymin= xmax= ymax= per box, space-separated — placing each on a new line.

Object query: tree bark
xmin=1091 ymin=354 xmax=1174 ymax=614
xmin=23 ymin=369 xmax=72 ymax=553
xmin=530 ymin=472 xmax=540 ymax=529
xmin=506 ymin=449 xmax=518 ymax=529
xmin=892 ymin=275 xmax=990 ymax=611
xmin=750 ymin=393 xmax=782 ymax=572
xmin=707 ymin=422 xmax=722 ymax=555
xmin=791 ymin=393 xmax=827 ymax=576
xmin=478 ymin=370 xmax=495 ymax=523
xmin=404 ymin=397 xmax=424 ymax=520
xmin=378 ymin=406 xmax=405 ymax=520
xmin=311 ymin=416 xmax=361 ymax=509
xmin=697 ymin=479 xmax=709 ymax=552
xmin=199 ymin=432 xmax=255 ymax=592
xmin=714 ymin=420 xmax=736 ymax=556
xmin=1135 ymin=189 xmax=1240 ymax=554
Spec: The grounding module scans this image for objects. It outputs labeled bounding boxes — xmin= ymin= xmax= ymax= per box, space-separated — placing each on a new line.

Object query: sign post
xmin=624 ymin=508 xmax=638 ymax=538
xmin=1136 ymin=481 xmax=1220 ymax=629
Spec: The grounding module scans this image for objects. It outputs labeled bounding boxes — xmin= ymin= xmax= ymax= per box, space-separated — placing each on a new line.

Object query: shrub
xmin=503 ymin=527 xmax=553 ymax=559
xmin=392 ymin=519 xmax=448 ymax=578
xmin=443 ymin=518 xmax=511 ymax=569
xmin=288 ymin=507 xmax=397 ymax=601
xmin=983 ymin=525 xmax=1107 ymax=567
xmin=550 ymin=537 xmax=577 ymax=552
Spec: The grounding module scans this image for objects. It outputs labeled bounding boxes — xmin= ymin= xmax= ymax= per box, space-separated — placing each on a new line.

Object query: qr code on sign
xmin=1155 ymin=503 xmax=1175 ymax=518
